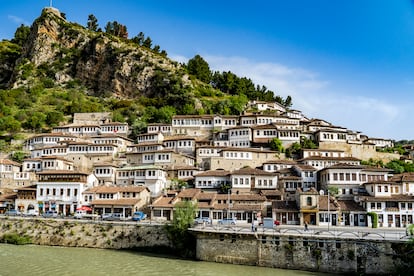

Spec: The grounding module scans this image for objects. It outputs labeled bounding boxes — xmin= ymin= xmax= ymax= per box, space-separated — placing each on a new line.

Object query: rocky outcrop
xmin=9 ymin=7 xmax=189 ymax=98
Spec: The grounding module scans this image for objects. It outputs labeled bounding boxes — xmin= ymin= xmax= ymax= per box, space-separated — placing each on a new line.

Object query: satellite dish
xmin=319 ymin=190 xmax=325 ymax=195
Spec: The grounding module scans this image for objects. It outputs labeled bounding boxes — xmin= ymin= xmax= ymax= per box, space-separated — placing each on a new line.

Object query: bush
xmin=367 ymin=212 xmax=378 ymax=228
xmin=1 ymin=233 xmax=32 ymax=245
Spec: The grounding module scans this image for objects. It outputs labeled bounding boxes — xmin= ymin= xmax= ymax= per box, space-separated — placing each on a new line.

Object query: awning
xmin=76 ymin=206 xmax=92 ymax=212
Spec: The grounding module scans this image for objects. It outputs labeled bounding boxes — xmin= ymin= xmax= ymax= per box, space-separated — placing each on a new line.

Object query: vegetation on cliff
xmin=0 ymin=8 xmax=291 ymax=144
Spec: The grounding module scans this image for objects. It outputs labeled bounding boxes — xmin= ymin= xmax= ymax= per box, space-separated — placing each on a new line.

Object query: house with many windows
xmin=357 ymin=173 xmax=414 ymax=227
xmin=230 ymin=167 xmax=278 ymax=192
xmin=194 ymin=169 xmax=230 ymax=190
xmin=84 ymin=185 xmax=151 ymax=217
xmin=36 ymin=170 xmax=98 ymax=215
xmin=116 ymin=165 xmax=167 ymax=197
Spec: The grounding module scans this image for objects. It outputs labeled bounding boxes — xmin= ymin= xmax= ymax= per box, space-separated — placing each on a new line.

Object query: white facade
xmin=36 ymin=171 xmax=98 ymax=215
xmin=228 ymin=127 xmax=252 ymax=147
xmin=116 ymin=165 xmax=167 ymax=197
xmin=194 ymin=170 xmax=230 ymax=189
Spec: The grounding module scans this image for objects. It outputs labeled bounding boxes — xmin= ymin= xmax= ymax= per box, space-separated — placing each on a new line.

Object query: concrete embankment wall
xmin=0 ymin=217 xmax=172 ymax=250
xmin=1 ymin=217 xmax=409 ymax=274
xmin=195 ymin=231 xmax=407 ymax=275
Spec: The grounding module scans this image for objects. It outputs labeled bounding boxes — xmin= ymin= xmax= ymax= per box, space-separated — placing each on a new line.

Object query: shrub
xmin=1 ymin=233 xmax=32 ymax=245
xmin=367 ymin=212 xmax=378 ymax=228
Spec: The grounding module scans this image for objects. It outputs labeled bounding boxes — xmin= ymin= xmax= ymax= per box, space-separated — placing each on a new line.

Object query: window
xmin=306 ymin=197 xmax=312 ymax=206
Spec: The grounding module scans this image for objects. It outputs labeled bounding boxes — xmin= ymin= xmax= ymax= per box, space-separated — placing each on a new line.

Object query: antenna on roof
xmin=50 ymin=0 xmax=53 ymax=7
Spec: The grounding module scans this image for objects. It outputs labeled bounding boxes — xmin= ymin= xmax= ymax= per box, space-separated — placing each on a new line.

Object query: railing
xmin=190 ymin=224 xmax=411 ymax=242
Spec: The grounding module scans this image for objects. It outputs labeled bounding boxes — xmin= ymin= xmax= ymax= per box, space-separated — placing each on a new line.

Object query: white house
xmin=231 ymin=167 xmax=278 ymax=192
xmin=36 ymin=170 xmax=98 ymax=215
xmin=116 ymin=165 xmax=167 ymax=197
xmin=194 ymin=169 xmax=231 ymax=190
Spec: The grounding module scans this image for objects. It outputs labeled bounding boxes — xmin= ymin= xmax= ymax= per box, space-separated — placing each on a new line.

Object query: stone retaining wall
xmin=0 ymin=217 xmax=172 ymax=250
xmin=195 ymin=231 xmax=407 ymax=275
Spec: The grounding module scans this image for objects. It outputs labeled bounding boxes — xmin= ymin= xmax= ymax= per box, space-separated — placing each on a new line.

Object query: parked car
xmin=102 ymin=213 xmax=125 ymax=221
xmin=132 ymin=211 xmax=147 ymax=221
xmin=218 ymin=218 xmax=237 ymax=225
xmin=24 ymin=209 xmax=39 ymax=217
xmin=42 ymin=210 xmax=58 ymax=218
xmin=4 ymin=209 xmax=21 ymax=216
xmin=194 ymin=217 xmax=212 ymax=225
xmin=74 ymin=210 xmax=98 ymax=220
xmin=101 ymin=213 xmax=113 ymax=220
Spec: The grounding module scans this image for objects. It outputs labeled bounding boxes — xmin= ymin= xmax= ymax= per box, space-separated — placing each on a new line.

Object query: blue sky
xmin=1 ymin=0 xmax=414 ymax=141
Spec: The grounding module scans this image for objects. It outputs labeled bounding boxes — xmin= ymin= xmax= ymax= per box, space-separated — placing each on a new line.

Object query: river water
xmin=0 ymin=244 xmax=326 ymax=276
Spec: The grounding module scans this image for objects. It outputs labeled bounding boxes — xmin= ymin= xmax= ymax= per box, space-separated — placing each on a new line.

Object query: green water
xmin=0 ymin=244 xmax=325 ymax=276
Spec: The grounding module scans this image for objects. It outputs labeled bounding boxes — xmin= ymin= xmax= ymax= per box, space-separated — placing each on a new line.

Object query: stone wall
xmin=319 ymin=142 xmax=400 ymax=163
xmin=195 ymin=231 xmax=406 ymax=275
xmin=0 ymin=217 xmax=172 ymax=250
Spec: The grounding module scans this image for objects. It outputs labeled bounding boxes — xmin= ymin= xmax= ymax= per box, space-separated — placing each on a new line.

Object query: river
xmin=0 ymin=244 xmax=328 ymax=276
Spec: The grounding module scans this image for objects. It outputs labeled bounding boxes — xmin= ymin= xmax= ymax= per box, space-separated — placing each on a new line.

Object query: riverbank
xmin=1 ymin=217 xmax=412 ymax=275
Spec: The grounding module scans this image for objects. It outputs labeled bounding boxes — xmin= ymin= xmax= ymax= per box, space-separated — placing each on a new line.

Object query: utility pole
xmin=328 ymin=190 xmax=330 ymax=231
xmin=227 ymin=188 xmax=231 ymax=218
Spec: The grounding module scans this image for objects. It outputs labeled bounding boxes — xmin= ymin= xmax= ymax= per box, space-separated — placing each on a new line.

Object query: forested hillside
xmin=0 ymin=8 xmax=291 ymax=146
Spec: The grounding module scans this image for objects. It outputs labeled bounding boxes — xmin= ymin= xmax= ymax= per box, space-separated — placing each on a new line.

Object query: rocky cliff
xmin=7 ymin=7 xmax=191 ymax=98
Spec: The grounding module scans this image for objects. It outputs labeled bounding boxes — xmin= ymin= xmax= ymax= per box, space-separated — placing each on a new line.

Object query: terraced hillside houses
xmin=0 ymin=101 xmax=412 ymax=228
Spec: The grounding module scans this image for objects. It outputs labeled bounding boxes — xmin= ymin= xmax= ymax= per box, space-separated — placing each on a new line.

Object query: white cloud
xmin=8 ymin=15 xmax=30 ymax=26
xmin=170 ymin=54 xmax=408 ymax=140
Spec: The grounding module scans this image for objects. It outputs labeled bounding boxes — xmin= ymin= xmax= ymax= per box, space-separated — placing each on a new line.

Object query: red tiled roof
xmin=231 ymin=167 xmax=277 ymax=176
xmin=91 ymin=198 xmax=141 ymax=206
xmin=195 ymin=170 xmax=231 ymax=177
xmin=85 ymin=186 xmax=148 ymax=194
xmin=151 ymin=196 xmax=174 ymax=208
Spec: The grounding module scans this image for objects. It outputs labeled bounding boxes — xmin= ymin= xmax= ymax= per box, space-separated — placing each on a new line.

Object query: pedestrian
xmin=251 ymin=221 xmax=255 ymax=232
xmin=304 ymin=221 xmax=308 ymax=231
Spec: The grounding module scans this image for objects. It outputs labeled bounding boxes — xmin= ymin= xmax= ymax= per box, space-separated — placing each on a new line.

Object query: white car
xmin=218 ymin=218 xmax=237 ymax=225
xmin=24 ymin=209 xmax=39 ymax=216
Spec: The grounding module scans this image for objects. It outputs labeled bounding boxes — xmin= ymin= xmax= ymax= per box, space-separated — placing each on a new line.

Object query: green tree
xmin=11 ymin=151 xmax=26 ymax=163
xmin=12 ymin=24 xmax=30 ymax=47
xmin=24 ymin=111 xmax=47 ymax=131
xmin=301 ymin=137 xmax=318 ymax=149
xmin=164 ymin=200 xmax=197 ymax=257
xmin=328 ymin=186 xmax=339 ymax=197
xmin=285 ymin=142 xmax=301 ymax=158
xmin=187 ymin=55 xmax=211 ymax=83
xmin=142 ymin=37 xmax=152 ymax=48
xmin=0 ymin=116 xmax=21 ymax=133
xmin=386 ymin=160 xmax=405 ymax=174
xmin=105 ymin=21 xmax=128 ymax=38
xmin=87 ymin=14 xmax=99 ymax=31
xmin=152 ymin=45 xmax=160 ymax=53
xmin=269 ymin=137 xmax=284 ymax=152
xmin=45 ymin=111 xmax=64 ymax=127
xmin=131 ymin=32 xmax=145 ymax=45
xmin=284 ymin=95 xmax=293 ymax=108
xmin=385 ymin=159 xmax=414 ymax=173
